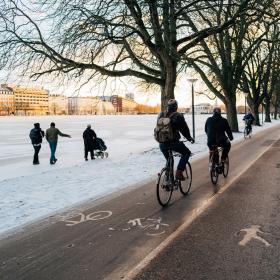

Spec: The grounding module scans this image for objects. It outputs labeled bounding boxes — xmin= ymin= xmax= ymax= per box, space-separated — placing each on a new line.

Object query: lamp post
xmin=244 ymin=92 xmax=248 ymax=114
xmin=187 ymin=78 xmax=198 ymax=141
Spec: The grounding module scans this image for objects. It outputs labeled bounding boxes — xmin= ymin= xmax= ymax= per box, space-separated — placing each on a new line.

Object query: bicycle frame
xmin=209 ymin=145 xmax=229 ymax=185
xmin=165 ymin=148 xmax=175 ymax=185
xmin=244 ymin=120 xmax=252 ymax=135
xmin=210 ymin=146 xmax=223 ymax=160
xmin=156 ymin=142 xmax=193 ymax=206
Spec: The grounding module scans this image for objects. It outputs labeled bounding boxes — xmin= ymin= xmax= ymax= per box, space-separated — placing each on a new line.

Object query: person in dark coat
xmin=205 ymin=107 xmax=233 ymax=161
xmin=83 ymin=124 xmax=97 ymax=160
xmin=29 ymin=123 xmax=45 ymax=165
xmin=158 ymin=99 xmax=194 ymax=181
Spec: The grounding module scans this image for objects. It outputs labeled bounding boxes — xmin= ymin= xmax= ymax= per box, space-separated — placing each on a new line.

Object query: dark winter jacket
xmin=205 ymin=113 xmax=233 ymax=145
xmin=46 ymin=127 xmax=70 ymax=142
xmin=29 ymin=128 xmax=44 ymax=145
xmin=158 ymin=111 xmax=192 ymax=142
xmin=243 ymin=112 xmax=255 ymax=124
xmin=83 ymin=128 xmax=97 ymax=150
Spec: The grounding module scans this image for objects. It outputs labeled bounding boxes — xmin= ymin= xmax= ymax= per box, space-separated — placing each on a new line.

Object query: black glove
xmin=189 ymin=137 xmax=195 ymax=144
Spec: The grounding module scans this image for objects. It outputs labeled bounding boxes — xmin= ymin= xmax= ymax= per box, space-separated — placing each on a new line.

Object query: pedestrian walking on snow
xmin=29 ymin=123 xmax=45 ymax=165
xmin=46 ymin=122 xmax=71 ymax=164
xmin=83 ymin=124 xmax=97 ymax=161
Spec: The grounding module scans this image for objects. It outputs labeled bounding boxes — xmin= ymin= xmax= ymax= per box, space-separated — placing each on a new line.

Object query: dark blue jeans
xmin=160 ymin=142 xmax=191 ymax=171
xmin=48 ymin=141 xmax=57 ymax=162
xmin=32 ymin=144 xmax=41 ymax=163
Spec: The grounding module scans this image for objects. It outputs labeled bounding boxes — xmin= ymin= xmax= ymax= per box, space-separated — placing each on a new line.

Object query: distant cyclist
xmin=205 ymin=107 xmax=233 ymax=162
xmin=243 ymin=109 xmax=255 ymax=134
xmin=155 ymin=99 xmax=194 ymax=181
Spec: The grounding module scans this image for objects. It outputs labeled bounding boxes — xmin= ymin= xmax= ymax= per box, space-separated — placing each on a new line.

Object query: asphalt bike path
xmin=0 ymin=124 xmax=279 ymax=280
xmin=134 ymin=132 xmax=280 ymax=280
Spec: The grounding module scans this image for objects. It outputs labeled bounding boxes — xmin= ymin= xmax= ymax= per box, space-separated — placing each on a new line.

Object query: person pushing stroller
xmin=83 ymin=124 xmax=97 ymax=160
xmin=83 ymin=124 xmax=108 ymax=160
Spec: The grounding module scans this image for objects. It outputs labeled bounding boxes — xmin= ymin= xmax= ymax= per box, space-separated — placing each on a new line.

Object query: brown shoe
xmin=175 ymin=170 xmax=185 ymax=181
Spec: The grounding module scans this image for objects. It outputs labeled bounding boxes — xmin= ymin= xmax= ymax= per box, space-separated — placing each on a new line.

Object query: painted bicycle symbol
xmin=123 ymin=217 xmax=169 ymax=236
xmin=64 ymin=211 xmax=112 ymax=227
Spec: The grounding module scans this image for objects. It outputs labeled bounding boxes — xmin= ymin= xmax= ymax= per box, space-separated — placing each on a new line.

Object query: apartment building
xmin=111 ymin=95 xmax=138 ymax=113
xmin=12 ymin=85 xmax=49 ymax=115
xmin=49 ymin=94 xmax=69 ymax=115
xmin=0 ymin=84 xmax=14 ymax=116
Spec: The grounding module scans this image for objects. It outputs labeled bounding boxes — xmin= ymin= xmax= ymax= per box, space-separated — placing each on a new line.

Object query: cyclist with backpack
xmin=154 ymin=99 xmax=194 ymax=181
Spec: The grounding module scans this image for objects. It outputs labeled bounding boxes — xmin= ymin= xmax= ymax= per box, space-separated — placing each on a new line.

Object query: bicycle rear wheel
xmin=210 ymin=155 xmax=219 ymax=185
xmin=244 ymin=127 xmax=248 ymax=139
xmin=179 ymin=162 xmax=192 ymax=195
xmin=248 ymin=128 xmax=252 ymax=138
xmin=156 ymin=168 xmax=173 ymax=207
xmin=222 ymin=156 xmax=229 ymax=177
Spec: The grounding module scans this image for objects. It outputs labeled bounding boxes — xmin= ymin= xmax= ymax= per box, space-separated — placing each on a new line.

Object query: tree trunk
xmin=225 ymin=96 xmax=239 ymax=132
xmin=252 ymin=103 xmax=261 ymax=126
xmin=274 ymin=103 xmax=279 ymax=120
xmin=274 ymin=95 xmax=280 ymax=120
xmin=161 ymin=62 xmax=176 ymax=111
xmin=264 ymin=95 xmax=271 ymax=122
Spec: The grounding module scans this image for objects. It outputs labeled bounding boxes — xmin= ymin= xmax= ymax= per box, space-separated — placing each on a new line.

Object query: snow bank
xmin=0 ymin=114 xmax=279 ymax=236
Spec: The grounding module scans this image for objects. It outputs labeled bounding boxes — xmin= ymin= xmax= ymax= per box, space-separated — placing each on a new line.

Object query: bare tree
xmin=239 ymin=23 xmax=280 ymax=125
xmin=184 ymin=0 xmax=278 ymax=131
xmin=272 ymin=81 xmax=280 ymax=119
xmin=0 ymin=0 xmax=250 ymax=111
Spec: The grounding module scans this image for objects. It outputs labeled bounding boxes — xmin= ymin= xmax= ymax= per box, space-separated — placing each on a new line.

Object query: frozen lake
xmin=0 ymin=114 xmax=278 ymax=236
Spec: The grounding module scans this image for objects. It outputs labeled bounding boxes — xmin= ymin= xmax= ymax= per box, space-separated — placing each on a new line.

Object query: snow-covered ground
xmin=0 ymin=114 xmax=279 ymax=236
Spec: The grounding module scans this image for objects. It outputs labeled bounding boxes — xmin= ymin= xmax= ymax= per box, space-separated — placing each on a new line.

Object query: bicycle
xmin=209 ymin=146 xmax=229 ymax=185
xmin=156 ymin=145 xmax=192 ymax=207
xmin=244 ymin=120 xmax=252 ymax=139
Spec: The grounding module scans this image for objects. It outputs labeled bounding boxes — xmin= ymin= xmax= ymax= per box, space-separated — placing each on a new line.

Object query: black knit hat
xmin=167 ymin=99 xmax=178 ymax=112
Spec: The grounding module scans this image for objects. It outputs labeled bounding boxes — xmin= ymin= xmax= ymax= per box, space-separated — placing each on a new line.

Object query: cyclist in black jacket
xmin=158 ymin=99 xmax=194 ymax=181
xmin=243 ymin=109 xmax=255 ymax=133
xmin=205 ymin=107 xmax=233 ymax=162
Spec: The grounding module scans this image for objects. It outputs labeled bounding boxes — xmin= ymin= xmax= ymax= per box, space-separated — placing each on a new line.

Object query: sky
xmin=0 ymin=1 xmax=246 ymax=108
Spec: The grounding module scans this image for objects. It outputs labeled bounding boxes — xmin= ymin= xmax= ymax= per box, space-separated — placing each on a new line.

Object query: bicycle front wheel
xmin=222 ymin=156 xmax=229 ymax=177
xmin=156 ymin=168 xmax=173 ymax=207
xmin=179 ymin=162 xmax=192 ymax=195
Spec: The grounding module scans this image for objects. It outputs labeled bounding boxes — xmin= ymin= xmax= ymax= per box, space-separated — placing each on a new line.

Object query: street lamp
xmin=244 ymin=92 xmax=249 ymax=114
xmin=187 ymin=78 xmax=198 ymax=141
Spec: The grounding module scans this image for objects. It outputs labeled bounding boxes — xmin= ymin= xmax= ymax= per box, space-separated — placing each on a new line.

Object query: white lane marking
xmin=123 ymin=137 xmax=277 ymax=280
xmin=239 ymin=225 xmax=271 ymax=247
xmin=123 ymin=217 xmax=169 ymax=236
xmin=64 ymin=211 xmax=112 ymax=227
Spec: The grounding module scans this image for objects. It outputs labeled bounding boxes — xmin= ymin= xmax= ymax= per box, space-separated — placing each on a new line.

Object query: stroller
xmin=94 ymin=137 xmax=108 ymax=158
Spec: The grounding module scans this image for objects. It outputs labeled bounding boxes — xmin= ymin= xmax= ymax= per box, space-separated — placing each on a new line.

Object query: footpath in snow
xmin=0 ymin=114 xmax=279 ymax=236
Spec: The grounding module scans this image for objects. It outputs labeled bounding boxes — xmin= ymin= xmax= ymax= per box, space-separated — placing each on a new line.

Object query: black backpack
xmin=30 ymin=128 xmax=42 ymax=143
